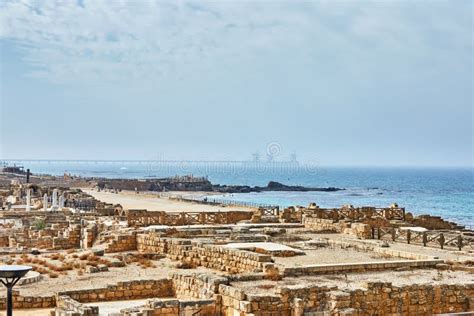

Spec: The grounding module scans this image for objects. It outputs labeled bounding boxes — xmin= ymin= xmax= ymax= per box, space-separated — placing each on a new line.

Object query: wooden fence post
xmin=423 ymin=232 xmax=427 ymax=247
xmin=439 ymin=233 xmax=445 ymax=249
xmin=407 ymin=230 xmax=411 ymax=244
xmin=377 ymin=228 xmax=381 ymax=240
xmin=391 ymin=228 xmax=396 ymax=241
xmin=458 ymin=235 xmax=463 ymax=251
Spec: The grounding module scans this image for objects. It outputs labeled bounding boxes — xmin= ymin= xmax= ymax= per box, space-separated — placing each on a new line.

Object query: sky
xmin=0 ymin=0 xmax=472 ymax=167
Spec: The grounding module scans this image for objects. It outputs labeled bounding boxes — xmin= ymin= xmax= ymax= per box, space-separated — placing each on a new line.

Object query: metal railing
xmin=175 ymin=196 xmax=278 ymax=210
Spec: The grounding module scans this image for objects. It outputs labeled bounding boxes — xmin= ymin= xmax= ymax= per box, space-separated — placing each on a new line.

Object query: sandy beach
xmin=81 ymin=189 xmax=251 ymax=213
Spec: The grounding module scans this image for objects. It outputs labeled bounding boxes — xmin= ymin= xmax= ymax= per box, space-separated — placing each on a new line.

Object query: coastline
xmin=1 ymin=168 xmax=472 ymax=227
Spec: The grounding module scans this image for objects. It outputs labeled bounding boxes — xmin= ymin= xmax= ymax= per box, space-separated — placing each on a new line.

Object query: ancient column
xmin=43 ymin=194 xmax=48 ymax=211
xmin=59 ymin=194 xmax=65 ymax=209
xmin=52 ymin=189 xmax=58 ymax=210
xmin=26 ymin=189 xmax=31 ymax=211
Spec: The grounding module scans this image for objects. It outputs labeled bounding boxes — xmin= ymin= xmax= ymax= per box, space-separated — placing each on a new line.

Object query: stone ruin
xmin=0 ymin=182 xmax=473 ymax=315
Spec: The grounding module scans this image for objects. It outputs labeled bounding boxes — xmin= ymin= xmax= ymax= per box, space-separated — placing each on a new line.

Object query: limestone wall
xmin=57 ymin=279 xmax=174 ymax=303
xmin=303 ymin=217 xmax=349 ymax=233
xmin=137 ymin=234 xmax=273 ymax=273
xmin=82 ymin=225 xmax=98 ymax=249
xmin=7 ymin=223 xmax=83 ymax=250
xmin=217 ymin=281 xmax=474 ymax=315
xmin=303 ymin=217 xmax=371 ymax=239
xmin=409 ymin=214 xmax=464 ymax=230
xmin=55 ymin=295 xmax=99 ymax=316
xmin=282 ymin=259 xmax=443 ymax=277
xmin=104 ymin=232 xmax=137 ymax=253
xmin=345 ymin=282 xmax=474 ymax=315
xmin=172 ymin=272 xmax=228 ymax=299
xmin=0 ymin=291 xmax=55 ymax=309
xmin=120 ymin=298 xmax=216 ymax=315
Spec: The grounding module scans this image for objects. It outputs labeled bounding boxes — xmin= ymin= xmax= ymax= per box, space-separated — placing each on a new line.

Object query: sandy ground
xmin=273 ymin=248 xmax=398 ymax=267
xmin=0 ymin=300 xmax=151 ymax=316
xmin=87 ymin=299 xmax=150 ymax=315
xmin=0 ymin=308 xmax=53 ymax=316
xmin=9 ymin=257 xmax=222 ymax=297
xmin=301 ymin=232 xmax=474 ymax=262
xmin=82 ymin=189 xmax=251 ymax=213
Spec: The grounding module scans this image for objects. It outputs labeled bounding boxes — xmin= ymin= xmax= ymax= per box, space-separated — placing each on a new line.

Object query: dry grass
xmin=254 ymin=248 xmax=269 ymax=254
xmin=122 ymin=253 xmax=157 ymax=269
xmin=177 ymin=261 xmax=197 ymax=269
xmin=257 ymin=284 xmax=275 ymax=290
xmin=274 ymin=250 xmax=298 ymax=257
xmin=87 ymin=261 xmax=98 ymax=267
xmin=49 ymin=253 xmax=60 ymax=260
xmin=87 ymin=254 xmax=100 ymax=262
xmin=264 ymin=269 xmax=282 ymax=281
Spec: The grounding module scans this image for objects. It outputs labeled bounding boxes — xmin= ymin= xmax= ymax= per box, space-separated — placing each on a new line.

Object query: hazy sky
xmin=0 ymin=0 xmax=472 ymax=167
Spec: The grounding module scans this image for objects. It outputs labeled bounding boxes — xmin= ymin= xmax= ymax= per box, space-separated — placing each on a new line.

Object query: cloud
xmin=0 ymin=0 xmax=471 ymax=84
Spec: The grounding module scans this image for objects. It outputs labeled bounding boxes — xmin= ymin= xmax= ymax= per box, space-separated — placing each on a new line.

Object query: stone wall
xmin=55 ymin=295 xmax=99 ymax=316
xmin=408 ymin=214 xmax=465 ymax=230
xmin=52 ymin=237 xmax=72 ymax=250
xmin=120 ymin=298 xmax=216 ymax=315
xmin=137 ymin=234 xmax=273 ymax=273
xmin=1 ymin=273 xmax=472 ymax=315
xmin=66 ymin=224 xmax=82 ymax=248
xmin=303 ymin=217 xmax=372 ymax=239
xmin=347 ymin=222 xmax=372 ymax=239
xmin=345 ymin=282 xmax=474 ymax=315
xmin=281 ymin=259 xmax=443 ymax=277
xmin=7 ymin=223 xmax=83 ymax=250
xmin=303 ymin=217 xmax=349 ymax=233
xmin=57 ymin=279 xmax=174 ymax=303
xmin=82 ymin=224 xmax=98 ymax=249
xmin=104 ymin=232 xmax=137 ymax=253
xmin=0 ymin=291 xmax=56 ymax=309
xmin=217 ymin=282 xmax=474 ymax=315
xmin=0 ymin=235 xmax=9 ymax=247
xmin=0 ymin=279 xmax=175 ymax=310
xmin=172 ymin=272 xmax=228 ymax=299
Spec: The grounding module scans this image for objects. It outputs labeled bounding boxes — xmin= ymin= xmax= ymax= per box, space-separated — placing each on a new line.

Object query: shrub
xmin=33 ymin=219 xmax=46 ymax=230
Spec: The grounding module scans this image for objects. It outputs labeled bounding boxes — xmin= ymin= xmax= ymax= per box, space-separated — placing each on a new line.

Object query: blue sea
xmin=13 ymin=162 xmax=474 ymax=227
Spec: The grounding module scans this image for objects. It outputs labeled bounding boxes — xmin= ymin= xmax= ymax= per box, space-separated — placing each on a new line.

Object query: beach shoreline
xmin=81 ymin=188 xmax=252 ymax=213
